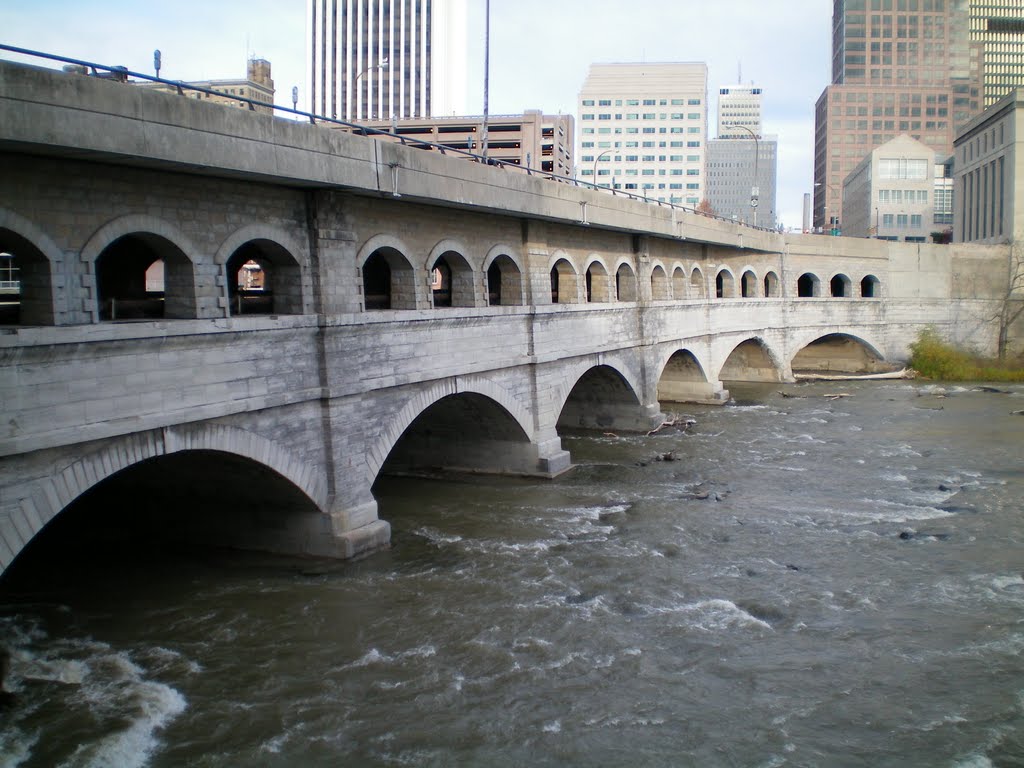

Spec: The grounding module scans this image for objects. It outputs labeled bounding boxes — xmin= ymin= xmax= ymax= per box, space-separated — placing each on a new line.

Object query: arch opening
xmin=550 ymin=258 xmax=578 ymax=304
xmin=486 ymin=254 xmax=523 ymax=306
xmin=376 ymin=393 xmax=537 ymax=480
xmin=96 ymin=234 xmax=196 ymax=320
xmin=763 ymin=271 xmax=780 ymax=298
xmin=716 ymin=269 xmax=735 ymax=299
xmin=720 ymin=339 xmax=782 ymax=383
xmin=657 ymin=349 xmax=717 ymax=404
xmin=741 ymin=270 xmax=757 ymax=298
xmin=616 ymin=263 xmax=638 ymax=302
xmin=797 ymin=273 xmax=820 ymax=298
xmin=791 ymin=333 xmax=889 ymax=375
xmin=690 ymin=267 xmax=705 ymax=298
xmin=557 ymin=365 xmax=647 ymax=432
xmin=585 ymin=260 xmax=611 ymax=303
xmin=0 ymin=229 xmax=53 ymax=326
xmin=1 ymin=450 xmax=325 ymax=585
xmin=226 ymin=239 xmax=303 ymax=316
xmin=861 ymin=274 xmax=881 ymax=298
xmin=830 ymin=274 xmax=853 ymax=298
xmin=431 ymin=250 xmax=474 ymax=308
xmin=363 ymin=246 xmax=416 ymax=310
xmin=672 ymin=266 xmax=687 ymax=299
xmin=651 ymin=265 xmax=670 ymax=301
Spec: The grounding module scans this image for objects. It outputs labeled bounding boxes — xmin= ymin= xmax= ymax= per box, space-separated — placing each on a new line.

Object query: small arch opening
xmin=715 ymin=269 xmax=735 ymax=299
xmin=430 ymin=250 xmax=474 ymax=308
xmin=550 ymin=258 xmax=578 ymax=304
xmin=486 ymin=254 xmax=523 ymax=306
xmin=615 ymin=263 xmax=638 ymax=302
xmin=690 ymin=267 xmax=705 ymax=298
xmin=830 ymin=274 xmax=853 ymax=298
xmin=96 ymin=234 xmax=195 ymax=320
xmin=797 ymin=273 xmax=820 ymax=298
xmin=861 ymin=274 xmax=881 ymax=298
xmin=363 ymin=246 xmax=416 ymax=310
xmin=585 ymin=261 xmax=611 ymax=303
xmin=763 ymin=271 xmax=780 ymax=298
xmin=741 ymin=270 xmax=757 ymax=298
xmin=0 ymin=229 xmax=54 ymax=326
xmin=226 ymin=239 xmax=303 ymax=316
xmin=651 ymin=265 xmax=670 ymax=301
xmin=672 ymin=266 xmax=688 ymax=299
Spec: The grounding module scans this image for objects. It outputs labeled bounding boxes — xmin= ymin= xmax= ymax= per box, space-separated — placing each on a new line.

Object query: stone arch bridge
xmin=0 ymin=60 xmax=1011 ymax=572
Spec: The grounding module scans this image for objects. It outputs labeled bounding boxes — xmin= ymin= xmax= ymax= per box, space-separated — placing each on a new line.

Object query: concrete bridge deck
xmin=0 ymin=59 xmax=1013 ymax=574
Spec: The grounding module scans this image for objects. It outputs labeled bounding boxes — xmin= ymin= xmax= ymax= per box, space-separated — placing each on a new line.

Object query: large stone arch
xmin=789 ymin=331 xmax=890 ymax=374
xmin=554 ymin=354 xmax=655 ymax=431
xmin=0 ymin=207 xmax=64 ymax=325
xmin=655 ymin=344 xmax=721 ymax=404
xmin=2 ymin=424 xmax=328 ymax=575
xmin=365 ymin=376 xmax=536 ymax=484
xmin=718 ymin=335 xmax=786 ymax=383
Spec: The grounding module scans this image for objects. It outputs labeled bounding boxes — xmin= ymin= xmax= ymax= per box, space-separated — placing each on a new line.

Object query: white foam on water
xmin=58 ymin=668 xmax=186 ymax=768
xmin=0 ymin=729 xmax=39 ymax=768
xmin=992 ymin=574 xmax=1024 ymax=591
xmin=953 ymin=755 xmax=994 ymax=768
xmin=413 ymin=526 xmax=463 ymax=546
xmin=542 ymin=720 xmax=562 ymax=733
xmin=342 ymin=644 xmax=436 ymax=670
xmin=655 ymin=597 xmax=772 ymax=633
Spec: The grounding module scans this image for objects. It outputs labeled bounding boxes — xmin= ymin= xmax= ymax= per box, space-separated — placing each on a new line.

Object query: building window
xmin=897 ymin=213 xmax=908 ymax=227
xmin=910 ymin=214 xmax=922 ymax=228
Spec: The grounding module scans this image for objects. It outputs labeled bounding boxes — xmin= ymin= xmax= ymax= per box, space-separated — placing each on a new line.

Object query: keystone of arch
xmin=214 ymin=223 xmax=308 ymax=266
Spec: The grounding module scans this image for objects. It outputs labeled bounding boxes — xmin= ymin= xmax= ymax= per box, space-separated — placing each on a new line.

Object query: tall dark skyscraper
xmin=813 ymin=0 xmax=987 ymax=230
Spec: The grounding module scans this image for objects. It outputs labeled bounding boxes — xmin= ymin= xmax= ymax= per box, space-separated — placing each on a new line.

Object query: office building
xmin=717 ymin=84 xmax=763 ymax=139
xmin=340 ymin=111 xmax=575 ymax=177
xmin=706 ymin=136 xmax=778 ymax=228
xmin=707 ymin=81 xmax=776 ymax=228
xmin=971 ymin=1 xmax=1024 ymax=106
xmin=576 ymin=63 xmax=708 ymax=205
xmin=307 ymin=0 xmax=467 ymax=121
xmin=840 ymin=134 xmax=936 ymax=241
xmin=813 ymin=0 xmax=985 ymax=230
xmin=953 ymin=87 xmax=1024 ymax=243
xmin=135 ymin=58 xmax=275 ymax=115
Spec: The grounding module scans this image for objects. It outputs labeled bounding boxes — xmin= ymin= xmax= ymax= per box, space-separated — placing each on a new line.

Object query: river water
xmin=1 ymin=381 xmax=1023 ymax=767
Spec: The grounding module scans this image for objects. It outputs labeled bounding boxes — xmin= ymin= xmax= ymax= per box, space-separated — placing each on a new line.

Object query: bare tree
xmin=695 ymin=199 xmax=716 ymax=217
xmin=997 ymin=241 xmax=1024 ymax=362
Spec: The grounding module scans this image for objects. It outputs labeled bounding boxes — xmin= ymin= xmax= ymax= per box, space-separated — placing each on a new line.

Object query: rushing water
xmin=2 ymin=381 xmax=1024 ymax=767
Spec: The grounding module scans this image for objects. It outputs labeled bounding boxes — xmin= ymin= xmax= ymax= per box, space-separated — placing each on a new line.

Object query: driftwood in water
xmin=647 ymin=417 xmax=696 ymax=436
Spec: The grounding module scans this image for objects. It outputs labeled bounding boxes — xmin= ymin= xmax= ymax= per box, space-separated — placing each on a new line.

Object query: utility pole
xmin=482 ymin=0 xmax=490 ymax=159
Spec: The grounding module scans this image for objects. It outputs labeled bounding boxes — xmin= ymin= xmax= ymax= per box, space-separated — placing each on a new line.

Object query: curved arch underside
xmin=557 ymin=365 xmax=648 ymax=431
xmin=720 ymin=339 xmax=782 ymax=383
xmin=5 ymin=450 xmax=325 ymax=580
xmin=377 ymin=393 xmax=539 ymax=479
xmin=791 ymin=334 xmax=887 ymax=374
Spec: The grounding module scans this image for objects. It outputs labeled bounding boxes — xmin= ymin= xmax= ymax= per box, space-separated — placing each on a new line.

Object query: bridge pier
xmin=658 ymin=380 xmax=731 ymax=406
xmin=320 ymin=504 xmax=392 ymax=559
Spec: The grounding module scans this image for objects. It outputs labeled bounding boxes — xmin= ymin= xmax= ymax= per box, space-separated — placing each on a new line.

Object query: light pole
xmin=593 ymin=149 xmax=613 ymax=189
xmin=725 ymin=123 xmax=759 ymax=226
xmin=353 ymin=58 xmax=388 ymax=120
xmin=482 ymin=0 xmax=490 ymax=159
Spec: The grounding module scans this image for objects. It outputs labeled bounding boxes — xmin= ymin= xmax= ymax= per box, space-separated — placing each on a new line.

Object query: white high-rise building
xmin=716 ymin=84 xmax=762 ymax=139
xmin=307 ymin=0 xmax=467 ymax=122
xmin=576 ymin=63 xmax=708 ymax=205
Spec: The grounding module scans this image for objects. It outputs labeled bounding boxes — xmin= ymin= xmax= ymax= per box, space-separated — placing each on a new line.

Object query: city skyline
xmin=3 ymin=0 xmax=830 ymax=230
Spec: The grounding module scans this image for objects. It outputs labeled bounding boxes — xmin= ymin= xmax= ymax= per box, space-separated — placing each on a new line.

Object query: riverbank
xmin=910 ymin=328 xmax=1024 ymax=382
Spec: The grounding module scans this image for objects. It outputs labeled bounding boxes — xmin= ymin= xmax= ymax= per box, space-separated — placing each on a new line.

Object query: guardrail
xmin=0 ymin=43 xmax=777 ymax=233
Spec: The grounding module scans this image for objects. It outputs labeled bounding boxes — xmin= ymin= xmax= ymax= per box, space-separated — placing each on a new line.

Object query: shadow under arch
xmin=427 ymin=239 xmax=476 ymax=308
xmin=0 ymin=226 xmax=56 ymax=326
xmin=549 ymin=253 xmax=580 ymax=304
xmin=584 ymin=256 xmax=612 ymax=303
xmin=657 ymin=348 xmax=716 ymax=404
xmin=615 ymin=260 xmax=638 ymax=302
xmin=791 ymin=332 xmax=890 ymax=375
xmin=720 ymin=337 xmax=783 ymax=383
xmin=1 ymin=424 xmax=329 ymax=580
xmin=557 ymin=363 xmax=649 ymax=432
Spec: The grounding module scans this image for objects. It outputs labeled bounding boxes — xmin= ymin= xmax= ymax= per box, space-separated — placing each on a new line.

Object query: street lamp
xmin=352 ymin=58 xmax=389 ymax=120
xmin=592 ymin=149 xmax=613 ymax=190
xmin=724 ymin=123 xmax=759 ymax=226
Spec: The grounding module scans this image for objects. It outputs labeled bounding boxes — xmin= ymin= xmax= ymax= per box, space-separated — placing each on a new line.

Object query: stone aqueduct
xmin=0 ymin=60 xmax=1012 ymax=573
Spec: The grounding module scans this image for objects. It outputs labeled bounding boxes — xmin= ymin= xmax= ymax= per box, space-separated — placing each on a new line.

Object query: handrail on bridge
xmin=0 ymin=43 xmax=777 ymax=233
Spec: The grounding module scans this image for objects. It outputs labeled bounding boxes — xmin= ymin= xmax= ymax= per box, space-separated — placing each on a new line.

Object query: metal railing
xmin=0 ymin=43 xmax=778 ymax=233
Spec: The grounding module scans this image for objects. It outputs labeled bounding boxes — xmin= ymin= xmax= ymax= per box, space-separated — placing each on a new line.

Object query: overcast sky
xmin=4 ymin=0 xmax=831 ymax=229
